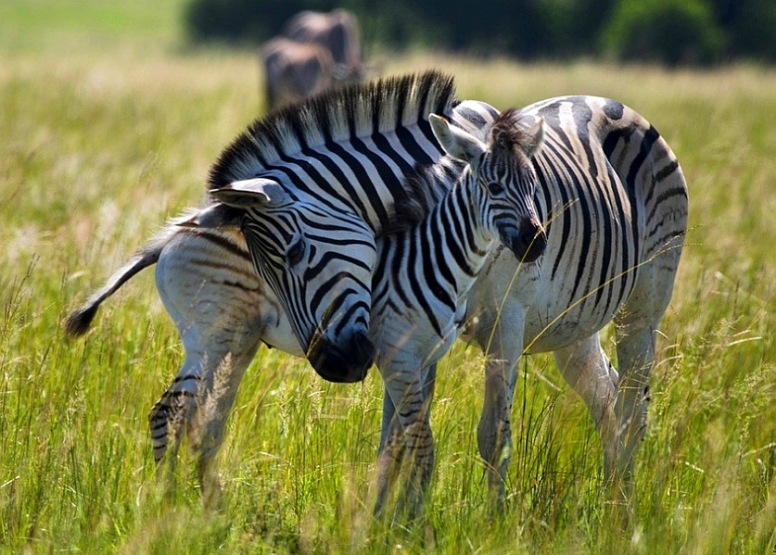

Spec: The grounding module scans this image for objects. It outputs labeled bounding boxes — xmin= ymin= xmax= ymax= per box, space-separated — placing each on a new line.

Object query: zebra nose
xmin=509 ymin=219 xmax=547 ymax=263
xmin=307 ymin=330 xmax=374 ymax=383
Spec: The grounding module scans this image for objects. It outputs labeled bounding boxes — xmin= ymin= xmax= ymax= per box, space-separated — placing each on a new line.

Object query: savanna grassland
xmin=1 ymin=2 xmax=775 ymax=553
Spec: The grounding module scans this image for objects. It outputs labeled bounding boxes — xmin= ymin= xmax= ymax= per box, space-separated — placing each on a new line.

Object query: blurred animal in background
xmin=282 ymin=9 xmax=365 ymax=84
xmin=261 ymin=9 xmax=367 ymax=110
xmin=261 ymin=37 xmax=335 ymax=109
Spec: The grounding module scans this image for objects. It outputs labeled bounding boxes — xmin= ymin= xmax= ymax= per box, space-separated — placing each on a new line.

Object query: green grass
xmin=1 ymin=4 xmax=775 ymax=553
xmin=0 ymin=0 xmax=185 ymax=54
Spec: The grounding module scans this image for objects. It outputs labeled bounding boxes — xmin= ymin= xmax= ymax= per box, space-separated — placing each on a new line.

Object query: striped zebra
xmin=213 ymin=94 xmax=688 ymax=505
xmin=450 ymin=96 xmax=688 ymax=504
xmin=212 ymin=109 xmax=547 ymax=519
xmin=67 ymin=75 xmax=687 ymax=508
xmin=64 ymin=72 xmax=501 ymax=494
xmin=371 ymin=111 xmax=546 ymax=518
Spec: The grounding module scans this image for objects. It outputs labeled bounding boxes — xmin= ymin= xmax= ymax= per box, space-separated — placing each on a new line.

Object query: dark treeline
xmin=185 ymin=0 xmax=776 ymax=65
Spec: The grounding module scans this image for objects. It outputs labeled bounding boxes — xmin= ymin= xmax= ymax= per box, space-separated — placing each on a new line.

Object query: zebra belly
xmin=521 ymin=297 xmax=621 ymax=354
xmin=468 ymin=248 xmax=633 ymax=356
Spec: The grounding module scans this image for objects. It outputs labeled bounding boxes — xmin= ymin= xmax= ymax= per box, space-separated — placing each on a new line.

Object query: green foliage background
xmin=183 ymin=0 xmax=776 ymax=64
xmin=1 ymin=1 xmax=775 ymax=553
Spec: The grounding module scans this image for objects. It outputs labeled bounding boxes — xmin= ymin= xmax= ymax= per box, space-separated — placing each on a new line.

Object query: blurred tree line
xmin=185 ymin=0 xmax=776 ymax=65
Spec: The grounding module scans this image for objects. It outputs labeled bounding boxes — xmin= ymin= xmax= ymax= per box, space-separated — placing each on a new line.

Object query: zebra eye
xmin=286 ymin=238 xmax=306 ymax=266
xmin=487 ymin=181 xmax=505 ymax=195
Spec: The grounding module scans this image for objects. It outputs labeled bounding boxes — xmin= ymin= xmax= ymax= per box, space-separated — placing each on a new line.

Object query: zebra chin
xmin=306 ymin=329 xmax=375 ymax=383
xmin=501 ymin=223 xmax=548 ymax=264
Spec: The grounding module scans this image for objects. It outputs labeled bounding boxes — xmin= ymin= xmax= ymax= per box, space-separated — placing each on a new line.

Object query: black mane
xmin=378 ymin=157 xmax=465 ymax=238
xmin=208 ymin=71 xmax=457 ymax=189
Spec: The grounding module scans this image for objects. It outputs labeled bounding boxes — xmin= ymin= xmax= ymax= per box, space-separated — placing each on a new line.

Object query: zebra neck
xmin=426 ymin=180 xmax=493 ymax=296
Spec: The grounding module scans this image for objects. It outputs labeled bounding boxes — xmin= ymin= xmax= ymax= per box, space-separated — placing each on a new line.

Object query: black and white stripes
xmin=468 ymin=96 xmax=688 ymax=503
xmin=368 ymin=110 xmax=546 ymax=516
xmin=65 ymin=81 xmax=687 ymax=513
xmin=208 ymin=72 xmax=499 ymax=383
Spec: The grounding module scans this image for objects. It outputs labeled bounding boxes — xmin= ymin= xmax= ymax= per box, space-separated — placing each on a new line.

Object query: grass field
xmin=1 ymin=2 xmax=775 ymax=553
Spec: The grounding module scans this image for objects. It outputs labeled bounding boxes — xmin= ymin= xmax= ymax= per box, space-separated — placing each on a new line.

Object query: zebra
xmin=64 ymin=72 xmax=502 ymax=494
xmin=371 ymin=110 xmax=546 ymax=518
xmin=280 ymin=9 xmax=365 ymax=85
xmin=464 ymin=96 xmax=688 ymax=503
xmin=261 ymin=37 xmax=337 ymax=110
xmin=213 ymin=94 xmax=688 ymax=506
xmin=428 ymin=98 xmax=687 ymax=506
xmin=211 ymin=109 xmax=547 ymax=519
xmin=202 ymin=72 xmax=515 ymax=386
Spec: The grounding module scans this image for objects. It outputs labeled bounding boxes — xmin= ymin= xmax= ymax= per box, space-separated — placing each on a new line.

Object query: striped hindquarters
xmin=522 ymin=96 xmax=688 ymax=335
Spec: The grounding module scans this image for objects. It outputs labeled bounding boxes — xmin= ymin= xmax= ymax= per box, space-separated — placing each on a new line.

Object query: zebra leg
xmin=611 ymin=230 xmax=683 ymax=499
xmin=611 ymin=280 xmax=676 ymax=497
xmin=194 ymin=343 xmax=261 ymax=506
xmin=478 ymin=356 xmax=517 ymax=504
xmin=151 ymin=236 xmax=267 ymax=505
xmin=378 ymin=362 xmax=436 ymax=451
xmin=148 ymin=350 xmax=202 ymax=480
xmin=148 ymin=331 xmax=261 ymax=504
xmin=610 ymin=323 xmax=654 ymax=497
xmin=475 ymin=313 xmax=525 ymax=506
xmin=375 ymin=365 xmax=434 ymax=522
xmin=552 ymin=334 xmax=619 ymax=482
xmin=399 ymin=362 xmax=437 ymax=515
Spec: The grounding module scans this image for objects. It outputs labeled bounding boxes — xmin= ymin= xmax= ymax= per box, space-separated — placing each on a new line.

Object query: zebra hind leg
xmin=552 ymin=334 xmax=619 ymax=488
xmin=611 ymin=314 xmax=659 ymax=501
xmin=148 ymin=347 xmax=257 ymax=507
xmin=190 ymin=348 xmax=258 ymax=508
xmin=148 ymin=369 xmax=201 ymax=496
xmin=611 ymin=244 xmax=681 ymax=502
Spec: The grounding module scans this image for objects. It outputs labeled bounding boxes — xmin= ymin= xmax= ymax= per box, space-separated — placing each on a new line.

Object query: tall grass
xmin=1 ymin=5 xmax=775 ymax=552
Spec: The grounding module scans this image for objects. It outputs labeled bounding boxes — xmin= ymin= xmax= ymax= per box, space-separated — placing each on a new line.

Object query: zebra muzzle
xmin=307 ymin=329 xmax=375 ymax=383
xmin=503 ymin=219 xmax=547 ymax=264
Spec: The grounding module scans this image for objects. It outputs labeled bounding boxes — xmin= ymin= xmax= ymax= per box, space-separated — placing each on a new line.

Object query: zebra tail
xmin=63 ymin=223 xmax=180 ymax=337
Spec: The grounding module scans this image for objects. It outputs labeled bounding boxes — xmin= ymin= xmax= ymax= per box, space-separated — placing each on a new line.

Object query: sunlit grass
xmin=1 ymin=9 xmax=775 ymax=553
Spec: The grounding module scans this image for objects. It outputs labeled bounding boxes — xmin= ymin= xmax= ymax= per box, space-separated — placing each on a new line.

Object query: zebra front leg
xmin=477 ymin=355 xmax=518 ymax=506
xmin=475 ymin=315 xmax=524 ymax=507
xmin=375 ymin=366 xmax=434 ymax=523
xmin=398 ymin=362 xmax=437 ymax=517
xmin=377 ymin=363 xmax=436 ymax=456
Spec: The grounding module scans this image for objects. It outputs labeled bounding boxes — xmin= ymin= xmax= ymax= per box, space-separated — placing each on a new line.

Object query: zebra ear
xmin=209 ymin=178 xmax=291 ymax=208
xmin=176 ymin=204 xmax=243 ymax=229
xmin=429 ymin=113 xmax=487 ymax=167
xmin=522 ymin=117 xmax=545 ymax=158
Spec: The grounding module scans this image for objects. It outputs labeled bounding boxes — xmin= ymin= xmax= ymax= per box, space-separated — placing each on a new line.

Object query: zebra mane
xmin=378 ymin=157 xmax=464 ymax=238
xmin=489 ymin=107 xmax=541 ymax=157
xmin=208 ymin=70 xmax=457 ymax=189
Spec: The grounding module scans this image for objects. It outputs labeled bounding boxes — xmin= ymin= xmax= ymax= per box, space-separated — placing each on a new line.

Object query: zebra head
xmin=210 ymin=177 xmax=376 ymax=384
xmin=430 ymin=110 xmax=548 ymax=263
